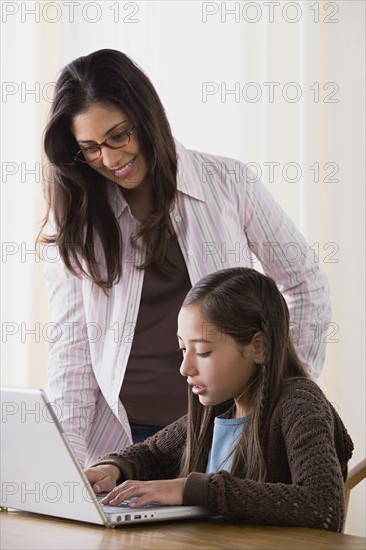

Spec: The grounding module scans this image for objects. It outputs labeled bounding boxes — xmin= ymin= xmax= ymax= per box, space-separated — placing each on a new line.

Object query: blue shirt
xmin=206 ymin=409 xmax=249 ymax=473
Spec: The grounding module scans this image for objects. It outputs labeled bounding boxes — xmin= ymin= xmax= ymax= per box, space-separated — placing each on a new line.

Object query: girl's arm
xmin=88 ymin=415 xmax=188 ymax=482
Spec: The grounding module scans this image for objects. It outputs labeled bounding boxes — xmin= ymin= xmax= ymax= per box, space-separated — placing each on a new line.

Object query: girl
xmin=40 ymin=48 xmax=331 ymax=466
xmin=85 ymin=268 xmax=353 ymax=532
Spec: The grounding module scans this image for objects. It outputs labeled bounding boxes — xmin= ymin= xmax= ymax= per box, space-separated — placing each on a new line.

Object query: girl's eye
xmin=178 ymin=348 xmax=210 ymax=358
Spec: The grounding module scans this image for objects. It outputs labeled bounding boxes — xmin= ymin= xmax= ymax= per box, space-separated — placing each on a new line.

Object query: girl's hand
xmin=84 ymin=464 xmax=121 ymax=493
xmin=101 ymin=478 xmax=187 ymax=508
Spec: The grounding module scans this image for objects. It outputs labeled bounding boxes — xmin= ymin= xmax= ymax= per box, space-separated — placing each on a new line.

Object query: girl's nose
xmin=179 ymin=353 xmax=198 ymax=378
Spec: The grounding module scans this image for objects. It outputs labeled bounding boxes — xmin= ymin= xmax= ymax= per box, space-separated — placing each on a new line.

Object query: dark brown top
xmin=120 ymin=235 xmax=191 ymax=426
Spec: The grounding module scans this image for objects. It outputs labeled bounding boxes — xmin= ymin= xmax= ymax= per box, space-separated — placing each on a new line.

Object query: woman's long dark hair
xmin=38 ymin=49 xmax=177 ymax=289
xmin=179 ymin=267 xmax=308 ymax=481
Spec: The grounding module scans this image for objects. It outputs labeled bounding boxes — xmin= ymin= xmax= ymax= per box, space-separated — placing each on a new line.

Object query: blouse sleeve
xmin=44 ymin=244 xmax=100 ymax=467
xmin=237 ymin=167 xmax=332 ymax=378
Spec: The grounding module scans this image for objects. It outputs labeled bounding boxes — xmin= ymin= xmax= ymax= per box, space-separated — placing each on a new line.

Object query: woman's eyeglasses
xmin=74 ymin=126 xmax=135 ymax=164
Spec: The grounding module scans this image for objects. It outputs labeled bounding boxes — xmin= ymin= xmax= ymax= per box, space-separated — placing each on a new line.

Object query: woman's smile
xmin=108 ymin=156 xmax=137 ymax=178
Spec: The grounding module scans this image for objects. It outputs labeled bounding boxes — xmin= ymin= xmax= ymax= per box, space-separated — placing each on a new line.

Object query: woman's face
xmin=71 ymin=103 xmax=150 ymax=191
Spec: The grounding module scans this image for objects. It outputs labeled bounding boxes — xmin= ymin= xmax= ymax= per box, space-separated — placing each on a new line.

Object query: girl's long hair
xmin=38 ymin=49 xmax=177 ymax=289
xmin=179 ymin=267 xmax=308 ymax=481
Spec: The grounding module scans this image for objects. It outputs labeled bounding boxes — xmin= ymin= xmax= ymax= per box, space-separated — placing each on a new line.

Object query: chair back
xmin=343 ymin=457 xmax=366 ymax=533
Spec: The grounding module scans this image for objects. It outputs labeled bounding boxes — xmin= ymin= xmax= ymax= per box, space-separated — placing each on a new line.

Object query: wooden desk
xmin=1 ymin=510 xmax=365 ymax=550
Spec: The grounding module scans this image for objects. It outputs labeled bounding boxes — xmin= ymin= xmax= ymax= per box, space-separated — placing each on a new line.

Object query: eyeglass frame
xmin=73 ymin=126 xmax=135 ymax=164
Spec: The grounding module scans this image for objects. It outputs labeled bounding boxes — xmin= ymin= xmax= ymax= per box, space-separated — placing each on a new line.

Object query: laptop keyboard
xmin=96 ymin=493 xmax=158 ymax=513
xmin=96 ymin=493 xmax=135 ymax=512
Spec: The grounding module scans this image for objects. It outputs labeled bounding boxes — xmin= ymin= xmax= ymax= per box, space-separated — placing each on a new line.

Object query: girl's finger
xmin=93 ymin=475 xmax=112 ymax=494
xmin=103 ymin=484 xmax=137 ymax=505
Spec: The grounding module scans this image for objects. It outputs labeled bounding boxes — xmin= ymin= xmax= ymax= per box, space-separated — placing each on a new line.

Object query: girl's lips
xmin=191 ymin=385 xmax=207 ymax=395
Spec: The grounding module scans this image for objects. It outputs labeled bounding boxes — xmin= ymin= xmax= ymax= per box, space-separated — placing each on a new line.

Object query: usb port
xmin=134 ymin=515 xmax=142 ymax=519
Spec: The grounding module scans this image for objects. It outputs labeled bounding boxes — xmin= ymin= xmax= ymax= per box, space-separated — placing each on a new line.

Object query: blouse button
xmin=174 ymin=215 xmax=181 ymax=222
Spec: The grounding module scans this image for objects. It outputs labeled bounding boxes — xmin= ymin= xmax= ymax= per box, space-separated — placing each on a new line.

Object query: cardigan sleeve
xmin=90 ymin=415 xmax=188 ymax=481
xmin=235 ymin=165 xmax=332 ymax=379
xmin=182 ymin=387 xmax=353 ymax=532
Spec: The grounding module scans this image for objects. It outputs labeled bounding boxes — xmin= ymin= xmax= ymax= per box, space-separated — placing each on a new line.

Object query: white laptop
xmin=0 ymin=386 xmax=209 ymax=527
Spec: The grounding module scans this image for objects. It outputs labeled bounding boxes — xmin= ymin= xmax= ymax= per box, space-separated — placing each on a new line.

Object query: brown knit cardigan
xmin=92 ymin=378 xmax=354 ymax=532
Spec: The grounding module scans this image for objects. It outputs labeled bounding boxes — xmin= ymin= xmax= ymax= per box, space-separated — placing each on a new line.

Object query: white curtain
xmin=1 ymin=0 xmax=364 ymax=535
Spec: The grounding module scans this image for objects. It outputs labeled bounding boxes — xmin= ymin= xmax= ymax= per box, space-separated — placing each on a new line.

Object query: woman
xmin=40 ymin=49 xmax=331 ymax=467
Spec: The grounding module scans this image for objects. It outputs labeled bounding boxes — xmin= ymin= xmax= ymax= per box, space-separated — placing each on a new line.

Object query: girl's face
xmin=71 ymin=103 xmax=150 ymax=191
xmin=178 ymin=305 xmax=261 ymax=417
